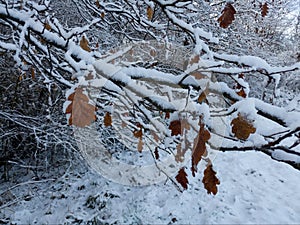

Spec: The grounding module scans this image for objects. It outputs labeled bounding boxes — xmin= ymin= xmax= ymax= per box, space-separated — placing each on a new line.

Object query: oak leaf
xmin=30 ymin=67 xmax=35 ymax=79
xmin=261 ymin=3 xmax=268 ymax=17
xmin=66 ymin=88 xmax=96 ymax=127
xmin=217 ymin=3 xmax=236 ymax=28
xmin=176 ymin=167 xmax=189 ymax=190
xmin=231 ymin=113 xmax=256 ymax=140
xmin=169 ymin=120 xmax=181 ymax=136
xmin=147 ymin=6 xmax=154 ymax=21
xmin=44 ymin=23 xmax=51 ymax=31
xmin=80 ymin=36 xmax=91 ymax=52
xmin=104 ymin=112 xmax=112 ymax=127
xmin=189 ymin=55 xmax=200 ymax=65
xmin=191 ymin=119 xmax=210 ymax=176
xmin=202 ymin=164 xmax=220 ymax=195
xmin=169 ymin=119 xmax=190 ymax=136
xmin=133 ymin=129 xmax=143 ymax=138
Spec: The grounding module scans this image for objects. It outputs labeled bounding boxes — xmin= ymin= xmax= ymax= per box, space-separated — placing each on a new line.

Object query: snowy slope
xmin=1 ymin=151 xmax=300 ymax=224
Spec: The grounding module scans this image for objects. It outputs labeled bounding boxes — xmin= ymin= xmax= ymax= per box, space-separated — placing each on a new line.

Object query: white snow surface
xmin=1 ymin=151 xmax=300 ymax=224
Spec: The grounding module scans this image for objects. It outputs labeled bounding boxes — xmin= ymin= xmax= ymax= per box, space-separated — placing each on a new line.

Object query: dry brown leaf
xmin=191 ymin=120 xmax=211 ymax=176
xmin=217 ymin=3 xmax=236 ymax=28
xmin=44 ymin=23 xmax=51 ymax=31
xmin=66 ymin=88 xmax=97 ymax=127
xmin=150 ymin=49 xmax=156 ymax=57
xmin=101 ymin=12 xmax=105 ymax=18
xmin=175 ymin=167 xmax=189 ymax=190
xmin=133 ymin=129 xmax=143 ymax=138
xmin=198 ymin=85 xmax=209 ymax=103
xmin=165 ymin=112 xmax=170 ymax=119
xmin=236 ymin=89 xmax=247 ymax=98
xmin=169 ymin=120 xmax=181 ymax=136
xmin=147 ymin=6 xmax=154 ymax=21
xmin=261 ymin=3 xmax=269 ymax=17
xmin=151 ymin=130 xmax=160 ymax=142
xmin=30 ymin=67 xmax=35 ymax=79
xmin=154 ymin=147 xmax=159 ymax=160
xmin=104 ymin=112 xmax=112 ymax=127
xmin=189 ymin=55 xmax=200 ymax=65
xmin=137 ymin=138 xmax=143 ymax=153
xmin=80 ymin=36 xmax=91 ymax=52
xmin=191 ymin=71 xmax=206 ymax=80
xmin=202 ymin=164 xmax=220 ymax=195
xmin=169 ymin=119 xmax=190 ymax=136
xmin=96 ymin=0 xmax=100 ymax=8
xmin=231 ymin=113 xmax=256 ymax=140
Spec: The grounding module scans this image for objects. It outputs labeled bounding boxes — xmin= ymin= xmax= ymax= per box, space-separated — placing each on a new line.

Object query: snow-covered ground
xmin=1 ymin=151 xmax=300 ymax=224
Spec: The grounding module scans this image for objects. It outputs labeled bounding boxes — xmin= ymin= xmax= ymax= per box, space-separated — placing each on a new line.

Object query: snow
xmin=2 ymin=151 xmax=300 ymax=224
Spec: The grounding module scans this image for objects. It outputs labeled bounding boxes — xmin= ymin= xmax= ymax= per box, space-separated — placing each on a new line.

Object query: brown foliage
xmin=217 ymin=3 xmax=236 ymax=28
xmin=176 ymin=167 xmax=189 ymax=190
xmin=191 ymin=119 xmax=210 ymax=176
xmin=169 ymin=119 xmax=190 ymax=136
xmin=66 ymin=88 xmax=97 ymax=127
xmin=147 ymin=6 xmax=154 ymax=20
xmin=202 ymin=164 xmax=220 ymax=195
xmin=261 ymin=3 xmax=269 ymax=17
xmin=231 ymin=113 xmax=256 ymax=140
xmin=104 ymin=112 xmax=112 ymax=127
xmin=80 ymin=36 xmax=91 ymax=52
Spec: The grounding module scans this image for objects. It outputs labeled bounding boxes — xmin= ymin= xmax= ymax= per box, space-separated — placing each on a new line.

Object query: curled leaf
xmin=191 ymin=119 xmax=210 ymax=176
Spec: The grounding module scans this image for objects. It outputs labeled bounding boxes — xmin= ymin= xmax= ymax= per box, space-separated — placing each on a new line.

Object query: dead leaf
xmin=154 ymin=147 xmax=159 ymax=160
xmin=261 ymin=3 xmax=268 ymax=17
xmin=191 ymin=71 xmax=206 ymax=80
xmin=165 ymin=112 xmax=170 ymax=119
xmin=44 ymin=23 xmax=51 ymax=31
xmin=176 ymin=167 xmax=189 ymax=190
xmin=236 ymin=89 xmax=247 ymax=98
xmin=147 ymin=6 xmax=154 ymax=21
xmin=66 ymin=88 xmax=97 ymax=127
xmin=80 ymin=36 xmax=91 ymax=52
xmin=217 ymin=3 xmax=236 ymax=28
xmin=198 ymin=85 xmax=209 ymax=103
xmin=133 ymin=129 xmax=143 ymax=138
xmin=191 ymin=119 xmax=210 ymax=176
xmin=189 ymin=55 xmax=200 ymax=65
xmin=202 ymin=164 xmax=220 ymax=195
xmin=169 ymin=120 xmax=181 ymax=136
xmin=104 ymin=112 xmax=112 ymax=127
xmin=151 ymin=130 xmax=160 ymax=142
xmin=31 ymin=67 xmax=35 ymax=79
xmin=169 ymin=119 xmax=190 ymax=136
xmin=96 ymin=0 xmax=100 ymax=8
xmin=231 ymin=113 xmax=256 ymax=140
